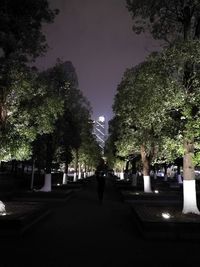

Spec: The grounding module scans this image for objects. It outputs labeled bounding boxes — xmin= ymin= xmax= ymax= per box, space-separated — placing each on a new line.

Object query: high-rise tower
xmin=93 ymin=116 xmax=106 ymax=151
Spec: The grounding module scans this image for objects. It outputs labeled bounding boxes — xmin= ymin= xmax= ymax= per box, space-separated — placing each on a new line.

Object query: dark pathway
xmin=1 ymin=177 xmax=200 ymax=267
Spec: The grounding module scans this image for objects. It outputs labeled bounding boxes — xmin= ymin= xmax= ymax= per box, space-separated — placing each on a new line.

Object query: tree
xmin=0 ymin=60 xmax=63 ymax=163
xmin=0 ymin=0 xmax=59 ymax=150
xmin=0 ymin=0 xmax=60 ymax=161
xmin=126 ymin=0 xmax=200 ymax=43
xmin=0 ymin=1 xmax=59 ymax=211
xmin=0 ymin=0 xmax=58 ymax=60
xmin=105 ymin=115 xmax=132 ymax=179
xmin=32 ymin=61 xmax=72 ymax=191
xmin=113 ymin=54 xmax=178 ymax=192
xmin=33 ymin=60 xmax=94 ymax=189
xmin=161 ymin=40 xmax=200 ymax=212
xmin=79 ymin=123 xmax=102 ymax=176
xmin=53 ymin=61 xmax=93 ymax=182
xmin=127 ymin=0 xmax=200 ymax=214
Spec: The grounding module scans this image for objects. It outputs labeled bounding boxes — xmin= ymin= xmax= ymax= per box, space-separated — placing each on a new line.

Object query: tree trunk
xmin=181 ymin=9 xmax=200 ymax=213
xmin=73 ymin=149 xmax=78 ymax=182
xmin=177 ymin=163 xmax=183 ymax=184
xmin=62 ymin=162 xmax=68 ymax=185
xmin=39 ymin=136 xmax=52 ymax=192
xmin=125 ymin=160 xmax=129 ymax=180
xmin=141 ymin=145 xmax=152 ymax=193
xmin=83 ymin=162 xmax=87 ymax=178
xmin=164 ymin=163 xmax=168 ymax=181
xmin=131 ymin=160 xmax=137 ymax=187
xmin=78 ymin=163 xmax=82 ymax=179
xmin=132 ymin=173 xmax=137 ymax=187
xmin=30 ymin=158 xmax=35 ymax=190
xmin=182 ymin=140 xmax=200 ymax=214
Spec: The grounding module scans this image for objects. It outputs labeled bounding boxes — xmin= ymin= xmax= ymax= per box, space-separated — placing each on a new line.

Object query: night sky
xmin=36 ymin=0 xmax=160 ymax=121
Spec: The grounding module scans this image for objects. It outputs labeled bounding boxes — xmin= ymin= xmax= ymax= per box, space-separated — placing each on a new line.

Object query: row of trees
xmin=106 ymin=0 xmax=200 ymax=214
xmin=0 ymin=0 xmax=102 ymax=196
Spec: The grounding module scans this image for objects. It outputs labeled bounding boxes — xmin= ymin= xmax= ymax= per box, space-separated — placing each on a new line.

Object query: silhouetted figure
xmin=95 ymin=159 xmax=108 ymax=204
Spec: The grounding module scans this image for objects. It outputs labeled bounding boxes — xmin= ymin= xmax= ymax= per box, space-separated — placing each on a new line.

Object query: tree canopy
xmin=0 ymin=0 xmax=58 ymax=60
xmin=126 ymin=0 xmax=200 ymax=43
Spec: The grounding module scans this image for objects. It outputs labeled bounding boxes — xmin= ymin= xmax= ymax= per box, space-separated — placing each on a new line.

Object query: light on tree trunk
xmin=182 ymin=180 xmax=200 ymax=215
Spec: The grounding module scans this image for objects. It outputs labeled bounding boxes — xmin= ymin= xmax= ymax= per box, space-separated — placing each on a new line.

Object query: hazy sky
xmin=36 ymin=0 xmax=160 ymax=121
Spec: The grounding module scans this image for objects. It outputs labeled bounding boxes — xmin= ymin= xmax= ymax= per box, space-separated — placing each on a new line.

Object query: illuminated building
xmin=93 ymin=115 xmax=106 ymax=151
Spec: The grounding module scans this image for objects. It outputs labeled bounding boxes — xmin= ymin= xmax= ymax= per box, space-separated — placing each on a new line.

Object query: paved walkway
xmin=1 ymin=178 xmax=200 ymax=267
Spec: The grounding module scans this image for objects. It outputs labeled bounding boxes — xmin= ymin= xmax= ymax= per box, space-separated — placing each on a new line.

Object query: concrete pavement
xmin=0 ymin=177 xmax=200 ymax=267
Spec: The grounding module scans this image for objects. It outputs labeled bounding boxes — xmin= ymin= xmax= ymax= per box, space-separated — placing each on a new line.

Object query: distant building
xmin=93 ymin=115 xmax=106 ymax=151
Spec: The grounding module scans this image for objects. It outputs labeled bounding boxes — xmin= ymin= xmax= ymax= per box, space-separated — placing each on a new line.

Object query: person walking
xmin=95 ymin=159 xmax=108 ymax=204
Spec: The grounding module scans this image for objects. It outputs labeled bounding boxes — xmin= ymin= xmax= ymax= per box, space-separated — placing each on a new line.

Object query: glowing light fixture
xmin=0 ymin=201 xmax=6 ymax=216
xmin=98 ymin=116 xmax=105 ymax=122
xmin=154 ymin=190 xmax=159 ymax=194
xmin=57 ymin=183 xmax=60 ymax=186
xmin=162 ymin=212 xmax=171 ymax=219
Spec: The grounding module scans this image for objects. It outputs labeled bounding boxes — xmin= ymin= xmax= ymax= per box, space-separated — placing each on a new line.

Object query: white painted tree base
xmin=38 ymin=173 xmax=52 ymax=192
xmin=0 ymin=201 xmax=6 ymax=214
xmin=74 ymin=172 xmax=77 ymax=182
xmin=182 ymin=180 xmax=200 ymax=215
xmin=143 ymin=175 xmax=152 ymax=193
xmin=120 ymin=172 xmax=124 ymax=180
xmin=62 ymin=173 xmax=68 ymax=184
xmin=78 ymin=172 xmax=82 ymax=179
xmin=84 ymin=172 xmax=87 ymax=178
xmin=115 ymin=172 xmax=119 ymax=178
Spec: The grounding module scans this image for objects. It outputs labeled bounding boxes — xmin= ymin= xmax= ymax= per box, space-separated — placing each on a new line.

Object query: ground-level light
xmin=162 ymin=212 xmax=171 ymax=219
